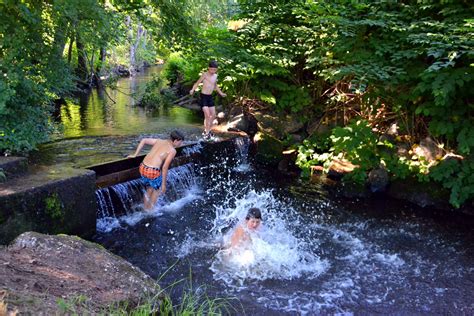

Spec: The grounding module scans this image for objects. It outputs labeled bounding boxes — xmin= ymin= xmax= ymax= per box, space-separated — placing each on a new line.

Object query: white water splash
xmin=177 ymin=190 xmax=329 ymax=285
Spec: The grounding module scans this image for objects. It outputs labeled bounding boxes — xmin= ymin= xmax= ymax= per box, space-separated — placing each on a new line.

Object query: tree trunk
xmin=125 ymin=15 xmax=136 ymax=75
xmin=67 ymin=32 xmax=74 ymax=65
xmin=76 ymin=34 xmax=88 ymax=80
xmin=99 ymin=46 xmax=106 ymax=74
xmin=52 ymin=22 xmax=68 ymax=61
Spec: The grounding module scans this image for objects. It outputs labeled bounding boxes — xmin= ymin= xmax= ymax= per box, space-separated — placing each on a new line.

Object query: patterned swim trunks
xmin=139 ymin=162 xmax=162 ymax=190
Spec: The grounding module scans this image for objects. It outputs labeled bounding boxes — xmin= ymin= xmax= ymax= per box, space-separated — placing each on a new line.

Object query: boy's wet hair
xmin=209 ymin=60 xmax=218 ymax=68
xmin=246 ymin=207 xmax=262 ymax=220
xmin=170 ymin=130 xmax=184 ymax=141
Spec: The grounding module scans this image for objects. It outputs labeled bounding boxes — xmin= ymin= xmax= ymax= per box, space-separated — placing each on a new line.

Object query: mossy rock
xmin=254 ymin=132 xmax=284 ymax=166
xmin=388 ymin=177 xmax=451 ymax=210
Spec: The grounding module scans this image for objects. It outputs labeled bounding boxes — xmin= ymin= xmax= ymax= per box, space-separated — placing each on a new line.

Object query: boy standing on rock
xmin=190 ymin=60 xmax=227 ymax=140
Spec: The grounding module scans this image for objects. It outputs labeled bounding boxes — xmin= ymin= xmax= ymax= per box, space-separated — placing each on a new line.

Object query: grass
xmin=56 ymin=261 xmax=243 ymax=315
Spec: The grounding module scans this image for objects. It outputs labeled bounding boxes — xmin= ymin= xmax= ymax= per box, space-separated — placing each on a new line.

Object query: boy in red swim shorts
xmin=128 ymin=130 xmax=184 ymax=210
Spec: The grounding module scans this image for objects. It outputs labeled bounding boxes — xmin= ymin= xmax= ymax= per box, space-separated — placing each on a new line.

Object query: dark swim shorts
xmin=200 ymin=93 xmax=215 ymax=108
xmin=139 ymin=162 xmax=162 ymax=190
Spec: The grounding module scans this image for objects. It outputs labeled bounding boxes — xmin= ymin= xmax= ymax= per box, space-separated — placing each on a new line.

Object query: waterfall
xmin=182 ymin=142 xmax=203 ymax=156
xmin=95 ymin=163 xmax=197 ymax=220
xmin=233 ymin=137 xmax=251 ymax=172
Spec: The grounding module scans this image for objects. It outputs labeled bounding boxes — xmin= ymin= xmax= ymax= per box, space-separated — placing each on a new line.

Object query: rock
xmin=387 ymin=178 xmax=451 ymax=209
xmin=114 ymin=65 xmax=130 ymax=77
xmin=254 ymin=132 xmax=284 ymax=166
xmin=228 ymin=105 xmax=243 ymax=118
xmin=368 ymin=166 xmax=389 ymax=192
xmin=413 ymin=137 xmax=445 ymax=162
xmin=282 ymin=115 xmax=304 ymax=134
xmin=0 ymin=232 xmax=161 ymax=314
xmin=227 ymin=114 xmax=248 ymax=133
xmin=226 ymin=113 xmax=258 ymax=138
xmin=306 ymin=120 xmax=332 ymax=136
xmin=277 ymin=149 xmax=299 ymax=175
xmin=253 ymin=112 xmax=284 ymax=138
xmin=288 ymin=133 xmax=304 ymax=143
xmin=328 ymin=158 xmax=359 ymax=179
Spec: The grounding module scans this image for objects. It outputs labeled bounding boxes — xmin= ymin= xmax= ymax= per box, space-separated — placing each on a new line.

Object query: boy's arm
xmin=190 ymin=74 xmax=205 ymax=94
xmin=230 ymin=225 xmax=244 ymax=247
xmin=127 ymin=138 xmax=157 ymax=158
xmin=159 ymin=149 xmax=177 ymax=194
xmin=215 ymin=83 xmax=226 ymax=97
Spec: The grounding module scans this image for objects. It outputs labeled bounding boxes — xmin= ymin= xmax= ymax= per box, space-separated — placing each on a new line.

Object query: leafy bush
xmin=429 ymin=157 xmax=474 ymax=208
xmin=297 ymin=119 xmax=474 ymax=207
xmin=140 ymin=74 xmax=169 ymax=108
xmin=162 ymin=53 xmax=190 ymax=86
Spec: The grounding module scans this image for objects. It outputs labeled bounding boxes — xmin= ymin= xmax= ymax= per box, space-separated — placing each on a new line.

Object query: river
xmin=30 ymin=68 xmax=474 ymax=314
xmin=94 ymin=139 xmax=474 ymax=315
xmin=30 ymin=65 xmax=202 ymax=168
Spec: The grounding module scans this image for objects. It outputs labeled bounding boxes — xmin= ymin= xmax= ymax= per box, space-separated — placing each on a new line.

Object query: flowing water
xmin=30 ymin=66 xmax=203 ymax=168
xmin=25 ymin=65 xmax=473 ymax=314
xmin=94 ymin=139 xmax=474 ymax=315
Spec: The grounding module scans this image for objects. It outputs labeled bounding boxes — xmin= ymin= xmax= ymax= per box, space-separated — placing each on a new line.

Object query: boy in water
xmin=230 ymin=207 xmax=262 ymax=248
xmin=127 ymin=130 xmax=184 ymax=211
xmin=189 ymin=60 xmax=227 ymax=140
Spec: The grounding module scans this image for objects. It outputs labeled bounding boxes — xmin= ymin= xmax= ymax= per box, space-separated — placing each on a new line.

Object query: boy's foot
xmin=202 ymin=132 xmax=211 ymax=141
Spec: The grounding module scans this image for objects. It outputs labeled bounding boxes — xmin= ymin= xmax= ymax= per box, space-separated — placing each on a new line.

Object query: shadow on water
xmin=93 ymin=140 xmax=474 ymax=315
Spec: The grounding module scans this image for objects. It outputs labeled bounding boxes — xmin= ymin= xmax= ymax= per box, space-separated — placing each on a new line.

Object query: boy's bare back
xmin=143 ymin=140 xmax=176 ymax=169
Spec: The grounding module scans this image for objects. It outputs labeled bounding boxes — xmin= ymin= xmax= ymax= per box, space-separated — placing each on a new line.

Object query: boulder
xmin=368 ymin=166 xmax=389 ymax=192
xmin=387 ymin=178 xmax=451 ymax=209
xmin=282 ymin=114 xmax=304 ymax=134
xmin=226 ymin=112 xmax=258 ymax=138
xmin=0 ymin=232 xmax=161 ymax=315
xmin=306 ymin=119 xmax=332 ymax=137
xmin=253 ymin=112 xmax=284 ymax=138
xmin=413 ymin=137 xmax=445 ymax=162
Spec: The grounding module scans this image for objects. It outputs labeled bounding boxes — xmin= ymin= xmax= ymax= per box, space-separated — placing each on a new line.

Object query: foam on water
xmin=177 ymin=189 xmax=329 ymax=286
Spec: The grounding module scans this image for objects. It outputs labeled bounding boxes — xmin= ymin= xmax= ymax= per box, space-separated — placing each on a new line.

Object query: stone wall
xmin=0 ymin=166 xmax=97 ymax=245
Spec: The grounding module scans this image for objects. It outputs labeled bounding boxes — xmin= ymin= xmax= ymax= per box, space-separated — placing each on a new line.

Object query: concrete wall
xmin=0 ymin=167 xmax=97 ymax=245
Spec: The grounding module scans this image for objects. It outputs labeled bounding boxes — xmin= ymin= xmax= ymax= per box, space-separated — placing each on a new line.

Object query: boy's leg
xmin=149 ymin=189 xmax=162 ymax=207
xmin=143 ymin=186 xmax=155 ymax=210
xmin=209 ymin=106 xmax=216 ymax=132
xmin=202 ymin=106 xmax=211 ymax=134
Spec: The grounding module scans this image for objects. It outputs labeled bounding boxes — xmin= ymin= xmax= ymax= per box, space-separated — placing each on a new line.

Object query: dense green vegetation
xmin=0 ymin=0 xmax=198 ymax=153
xmin=166 ymin=0 xmax=474 ymax=207
xmin=1 ymin=0 xmax=473 ymax=206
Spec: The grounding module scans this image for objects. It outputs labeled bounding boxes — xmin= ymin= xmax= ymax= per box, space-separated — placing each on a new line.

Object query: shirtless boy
xmin=230 ymin=207 xmax=262 ymax=248
xmin=127 ymin=130 xmax=184 ymax=211
xmin=189 ymin=60 xmax=227 ymax=140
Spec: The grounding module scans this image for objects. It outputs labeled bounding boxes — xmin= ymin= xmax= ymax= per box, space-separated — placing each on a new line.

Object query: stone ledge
xmin=0 ymin=156 xmax=28 ymax=179
xmin=0 ymin=166 xmax=97 ymax=244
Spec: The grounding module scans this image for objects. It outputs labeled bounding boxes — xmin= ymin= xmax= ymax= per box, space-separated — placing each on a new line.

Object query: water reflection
xmin=58 ymin=66 xmax=201 ymax=138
